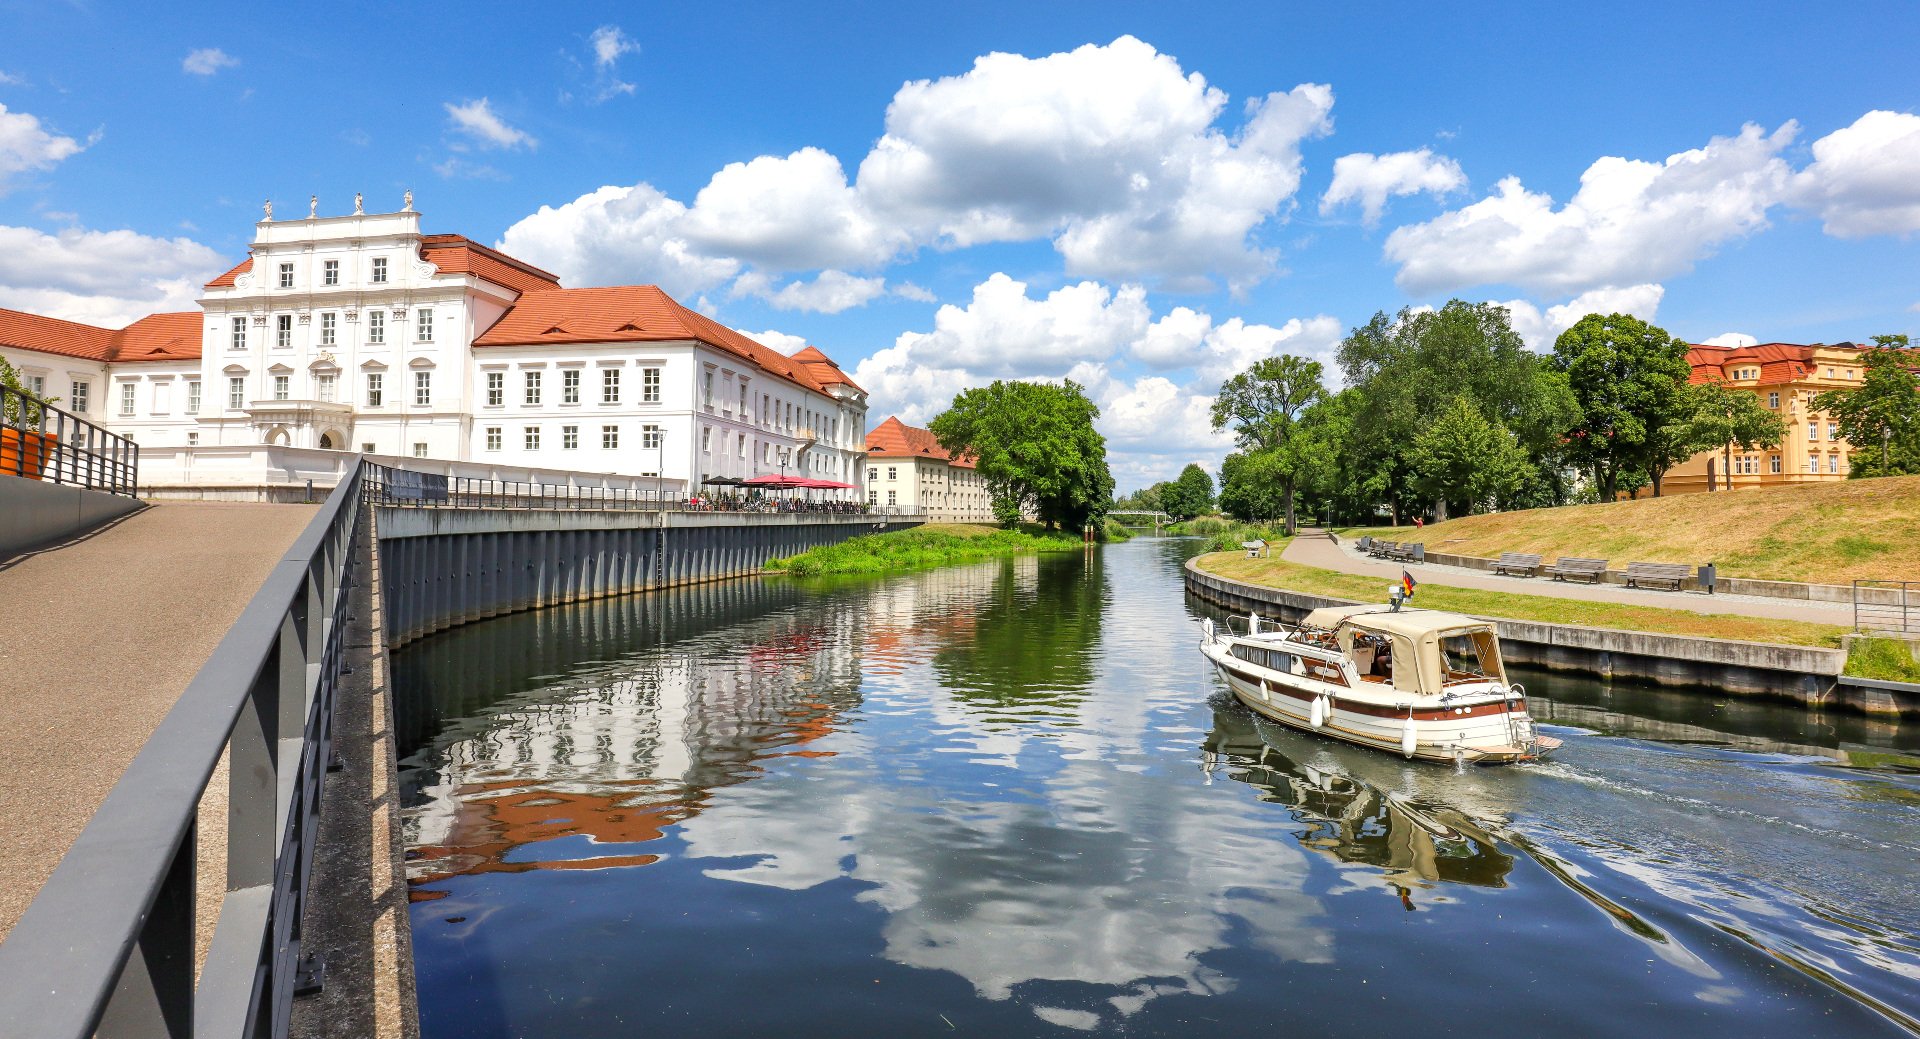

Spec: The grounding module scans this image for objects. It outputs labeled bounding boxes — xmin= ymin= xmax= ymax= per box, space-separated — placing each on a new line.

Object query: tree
xmin=1217 ymin=449 xmax=1288 ymax=521
xmin=1405 ymin=397 xmax=1533 ymax=517
xmin=1551 ymin=313 xmax=1694 ymax=501
xmin=1689 ymin=379 xmax=1787 ymax=490
xmin=1812 ymin=336 xmax=1920 ymax=477
xmin=1639 ymin=382 xmax=1718 ymax=497
xmin=1159 ymin=463 xmax=1214 ymax=520
xmin=1210 ymin=355 xmax=1325 ymax=534
xmin=930 ymin=379 xmax=1115 ymax=531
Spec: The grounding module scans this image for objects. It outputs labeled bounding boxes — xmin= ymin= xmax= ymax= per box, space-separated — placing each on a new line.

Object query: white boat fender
xmin=1310 ymin=696 xmax=1328 ymax=729
xmin=1401 ymin=711 xmax=1418 ymax=758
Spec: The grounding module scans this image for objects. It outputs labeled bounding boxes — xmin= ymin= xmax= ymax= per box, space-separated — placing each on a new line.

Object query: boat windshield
xmin=1437 ymin=628 xmax=1502 ymax=685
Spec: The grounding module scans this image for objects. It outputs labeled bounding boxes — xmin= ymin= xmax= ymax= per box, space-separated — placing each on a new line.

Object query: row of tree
xmin=1134 ymin=302 xmax=1917 ymax=534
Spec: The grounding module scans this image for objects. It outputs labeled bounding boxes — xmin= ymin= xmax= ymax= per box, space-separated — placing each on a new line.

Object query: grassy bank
xmin=765 ymin=522 xmax=1083 ymax=576
xmin=1346 ymin=475 xmax=1920 ymax=584
xmin=1195 ymin=548 xmax=1848 ymax=649
xmin=1844 ymin=637 xmax=1920 ymax=683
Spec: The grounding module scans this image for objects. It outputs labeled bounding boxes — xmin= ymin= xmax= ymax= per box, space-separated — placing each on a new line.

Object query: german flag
xmin=1401 ymin=570 xmax=1417 ymax=599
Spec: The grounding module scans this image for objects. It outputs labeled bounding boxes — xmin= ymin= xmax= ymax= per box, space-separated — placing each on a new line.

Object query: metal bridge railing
xmin=0 ymin=460 xmax=364 ymax=1038
xmin=1855 ymin=580 xmax=1917 ymax=636
xmin=362 ymin=460 xmax=891 ymax=517
xmin=1 ymin=382 xmax=140 ymax=496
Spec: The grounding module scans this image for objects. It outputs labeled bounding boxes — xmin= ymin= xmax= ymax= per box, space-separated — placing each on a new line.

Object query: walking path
xmin=0 ymin=501 xmax=316 ymax=941
xmin=1279 ymin=530 xmax=1852 ymax=626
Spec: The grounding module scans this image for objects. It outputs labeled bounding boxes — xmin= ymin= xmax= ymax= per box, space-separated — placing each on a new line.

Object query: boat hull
xmin=1207 ymin=651 xmax=1542 ymax=765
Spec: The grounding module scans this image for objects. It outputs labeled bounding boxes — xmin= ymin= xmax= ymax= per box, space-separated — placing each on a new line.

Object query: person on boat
xmin=1372 ymin=640 xmax=1393 ymax=679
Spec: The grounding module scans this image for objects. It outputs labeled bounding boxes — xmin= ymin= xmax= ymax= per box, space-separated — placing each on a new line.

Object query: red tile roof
xmin=1686 ymin=342 xmax=1858 ymax=386
xmin=864 ymin=415 xmax=974 ymax=468
xmin=473 ymin=284 xmax=852 ymax=396
xmin=791 ymin=345 xmax=866 ymax=394
xmin=0 ymin=308 xmax=202 ymax=364
xmin=205 ymin=257 xmax=251 ymax=289
xmin=420 ymin=234 xmax=561 ymax=295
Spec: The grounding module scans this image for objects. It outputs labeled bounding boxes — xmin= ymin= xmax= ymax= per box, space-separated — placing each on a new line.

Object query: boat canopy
xmin=1296 ymin=604 xmax=1507 ymax=695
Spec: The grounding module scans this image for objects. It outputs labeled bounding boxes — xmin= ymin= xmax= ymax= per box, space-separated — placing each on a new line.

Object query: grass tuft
xmin=1844 ymin=637 xmax=1920 ymax=683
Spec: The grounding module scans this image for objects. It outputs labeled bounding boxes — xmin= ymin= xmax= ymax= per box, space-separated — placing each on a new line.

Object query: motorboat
xmin=1200 ymin=602 xmax=1560 ymax=765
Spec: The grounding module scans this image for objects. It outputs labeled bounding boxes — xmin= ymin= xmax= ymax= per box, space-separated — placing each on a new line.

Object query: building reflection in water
xmin=398 ymin=577 xmax=865 ymax=893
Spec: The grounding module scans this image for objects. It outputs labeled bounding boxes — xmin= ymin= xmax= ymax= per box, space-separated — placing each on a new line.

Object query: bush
xmin=1101 ymin=516 xmax=1134 ymax=541
xmin=1844 ymin=636 xmax=1920 ymax=683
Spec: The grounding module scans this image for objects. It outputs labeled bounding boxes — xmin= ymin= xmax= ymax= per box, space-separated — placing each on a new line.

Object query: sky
xmin=1 ymin=1 xmax=1917 ymax=488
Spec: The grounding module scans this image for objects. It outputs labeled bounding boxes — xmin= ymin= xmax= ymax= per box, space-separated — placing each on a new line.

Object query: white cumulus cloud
xmin=444 ymin=98 xmax=536 ymax=150
xmin=0 ymin=103 xmax=88 ymax=184
xmin=1496 ymin=283 xmax=1666 ymax=351
xmin=896 ymin=273 xmax=1152 ymax=378
xmin=682 ymin=148 xmax=907 ymax=272
xmin=496 ymin=183 xmax=738 ymax=295
xmin=1699 ymin=331 xmax=1759 ymax=347
xmin=0 ymin=224 xmax=225 ymax=326
xmin=1320 ymin=148 xmax=1466 ymax=226
xmin=182 ymin=48 xmax=238 ymax=76
xmin=732 ymin=269 xmax=888 ymax=314
xmin=733 ymin=327 xmax=811 ymax=356
xmin=1384 ymin=122 xmax=1796 ymax=296
xmin=1790 ymin=110 xmax=1920 ymax=238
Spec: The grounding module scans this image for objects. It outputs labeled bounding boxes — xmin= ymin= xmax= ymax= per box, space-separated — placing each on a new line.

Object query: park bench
xmin=1242 ymin=539 xmax=1269 ymax=558
xmin=1356 ymin=535 xmax=1373 ymax=553
xmin=1367 ymin=540 xmax=1398 ymax=558
xmin=1544 ymin=557 xmax=1608 ymax=583
xmin=1491 ymin=552 xmax=1543 ymax=577
xmin=1625 ymin=561 xmax=1691 ymax=591
xmin=1384 ymin=542 xmax=1424 ymax=563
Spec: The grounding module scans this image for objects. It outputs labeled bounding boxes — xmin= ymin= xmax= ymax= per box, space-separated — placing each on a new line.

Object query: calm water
xmin=395 ymin=538 xmax=1920 ymax=1038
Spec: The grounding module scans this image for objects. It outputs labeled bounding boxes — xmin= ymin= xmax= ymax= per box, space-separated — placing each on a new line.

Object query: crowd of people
xmin=683 ymin=493 xmax=872 ymax=514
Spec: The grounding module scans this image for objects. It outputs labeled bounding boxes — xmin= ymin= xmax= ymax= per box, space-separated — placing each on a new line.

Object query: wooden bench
xmin=1625 ymin=561 xmax=1691 ymax=591
xmin=1545 ymin=557 xmax=1608 ymax=583
xmin=1242 ymin=539 xmax=1268 ymax=558
xmin=1383 ymin=542 xmax=1424 ymax=562
xmin=1491 ymin=552 xmax=1543 ymax=577
xmin=1367 ymin=540 xmax=1398 ymax=558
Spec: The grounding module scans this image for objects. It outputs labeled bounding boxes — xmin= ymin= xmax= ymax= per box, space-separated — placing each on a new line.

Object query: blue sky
xmin=3 ymin=1 xmax=1917 ymax=485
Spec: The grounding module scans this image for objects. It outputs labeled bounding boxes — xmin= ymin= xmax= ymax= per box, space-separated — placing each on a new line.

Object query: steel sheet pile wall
xmin=376 ymin=508 xmax=912 ymax=646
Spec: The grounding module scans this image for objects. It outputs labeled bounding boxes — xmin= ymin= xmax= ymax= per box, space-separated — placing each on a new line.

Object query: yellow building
xmin=1660 ymin=341 xmax=1867 ymax=494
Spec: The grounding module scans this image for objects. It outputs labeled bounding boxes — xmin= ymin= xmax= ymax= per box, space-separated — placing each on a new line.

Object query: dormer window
xmin=371 ymin=257 xmax=388 ymax=284
xmin=278 ymin=263 xmax=294 ymax=289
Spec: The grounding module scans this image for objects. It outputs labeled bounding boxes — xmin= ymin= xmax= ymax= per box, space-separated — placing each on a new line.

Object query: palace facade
xmin=0 ymin=199 xmax=869 ymax=495
xmin=1660 ymin=341 xmax=1870 ymax=494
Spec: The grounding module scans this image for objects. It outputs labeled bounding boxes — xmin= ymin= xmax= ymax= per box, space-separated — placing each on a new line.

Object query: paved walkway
xmin=0 ymin=501 xmax=316 ymax=941
xmin=1280 ymin=530 xmax=1852 ymax=626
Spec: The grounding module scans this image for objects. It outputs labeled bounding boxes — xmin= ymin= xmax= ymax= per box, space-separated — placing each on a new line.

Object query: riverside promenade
xmin=1280 ymin=531 xmax=1852 ymax=625
xmin=0 ymin=501 xmax=314 ymax=941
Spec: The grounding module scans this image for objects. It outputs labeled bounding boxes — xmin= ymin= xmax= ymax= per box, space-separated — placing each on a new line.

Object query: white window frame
xmin=323 ymin=259 xmax=339 ymax=286
xmin=277 ymin=314 xmax=293 ymax=349
xmin=413 ymin=370 xmax=431 ymax=406
xmin=642 ymin=367 xmax=661 ymax=403
xmin=278 ymin=262 xmax=294 ymax=289
xmin=187 ymin=381 xmax=200 ymax=414
xmin=562 ymin=425 xmax=579 ymax=450
xmin=119 ymin=381 xmax=137 ymax=416
xmin=642 ymin=425 xmax=661 ymax=450
xmin=601 ymin=425 xmax=619 ymax=449
xmin=524 ymin=370 xmax=542 ymax=405
xmin=320 ymin=312 xmax=336 ymax=346
xmin=602 ymin=368 xmax=621 ymax=404
xmin=486 ymin=371 xmax=504 ymax=407
xmin=230 ymin=317 xmax=247 ymax=351
xmin=272 ymin=374 xmax=290 ymax=401
xmin=416 ymin=308 xmax=434 ymax=343
xmin=412 ymin=443 xmax=428 ymax=459
xmin=371 ymin=257 xmax=388 ymax=284
xmin=228 ymin=377 xmax=245 ymax=410
xmin=317 ymin=373 xmax=337 ymax=402
xmin=70 ymin=380 xmax=89 ymax=413
xmin=562 ymin=368 xmax=581 ymax=404
xmin=368 ymin=310 xmax=385 ymax=345
xmin=524 ymin=425 xmax=540 ymax=451
xmin=485 ymin=427 xmax=502 ymax=451
xmin=365 ymin=372 xmax=384 ymax=407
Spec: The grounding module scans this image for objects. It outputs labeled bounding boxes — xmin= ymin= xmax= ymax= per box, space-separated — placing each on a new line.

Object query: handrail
xmin=0 ymin=460 xmax=364 ymax=1037
xmin=361 ymin=460 xmax=886 ymax=516
xmin=1854 ymin=579 xmax=1916 ymax=636
xmin=1 ymin=382 xmax=139 ymax=496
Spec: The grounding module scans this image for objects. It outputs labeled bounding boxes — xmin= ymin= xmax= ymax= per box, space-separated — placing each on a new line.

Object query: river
xmin=394 ymin=537 xmax=1920 ymax=1037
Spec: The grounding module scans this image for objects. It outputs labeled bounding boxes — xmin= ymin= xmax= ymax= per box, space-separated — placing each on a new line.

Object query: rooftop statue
xmin=263 ymin=198 xmax=272 ymax=221
xmin=354 ymin=192 xmax=364 ymax=215
xmin=309 ymin=195 xmax=318 ymax=219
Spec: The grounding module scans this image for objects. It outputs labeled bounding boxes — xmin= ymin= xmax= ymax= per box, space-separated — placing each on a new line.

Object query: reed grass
xmin=765 ymin=523 xmax=1082 ymax=576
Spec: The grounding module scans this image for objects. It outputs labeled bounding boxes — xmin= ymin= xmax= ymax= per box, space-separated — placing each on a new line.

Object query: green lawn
xmin=764 ymin=523 xmax=1083 ymax=576
xmin=1341 ymin=474 xmax=1920 ymax=584
xmin=1195 ymin=548 xmax=1848 ymax=649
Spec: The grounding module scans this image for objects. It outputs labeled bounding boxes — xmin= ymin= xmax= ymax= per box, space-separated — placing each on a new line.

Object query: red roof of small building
xmin=473 ymin=284 xmax=849 ymax=397
xmin=864 ymin=416 xmax=975 ymax=468
xmin=205 ymin=257 xmax=252 ymax=288
xmin=0 ymin=307 xmax=202 ymax=364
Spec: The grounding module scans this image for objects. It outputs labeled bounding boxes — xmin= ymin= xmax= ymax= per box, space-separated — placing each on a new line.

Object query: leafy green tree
xmin=1340 ymin=301 xmax=1576 ymax=522
xmin=1159 ymin=463 xmax=1214 ymax=519
xmin=1550 ymin=313 xmax=1693 ymax=501
xmin=931 ymin=379 xmax=1115 ymax=531
xmin=1689 ymin=379 xmax=1788 ymax=490
xmin=1812 ymin=336 xmax=1920 ymax=477
xmin=1639 ymin=382 xmax=1718 ymax=497
xmin=1405 ymin=397 xmax=1533 ymax=517
xmin=1210 ymin=355 xmax=1325 ymax=534
xmin=1216 ymin=450 xmax=1285 ymax=521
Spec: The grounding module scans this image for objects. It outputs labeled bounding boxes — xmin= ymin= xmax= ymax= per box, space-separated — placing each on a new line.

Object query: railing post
xmin=95 ymin=819 xmax=196 ymax=1039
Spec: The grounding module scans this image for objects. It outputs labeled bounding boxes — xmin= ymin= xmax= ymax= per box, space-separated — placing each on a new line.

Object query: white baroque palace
xmin=0 ymin=199 xmax=870 ymax=495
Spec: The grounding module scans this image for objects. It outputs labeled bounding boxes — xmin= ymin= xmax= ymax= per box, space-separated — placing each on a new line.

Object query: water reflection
xmin=1202 ymin=699 xmax=1515 ymax=895
xmin=401 ymin=539 xmax=1920 ymax=1039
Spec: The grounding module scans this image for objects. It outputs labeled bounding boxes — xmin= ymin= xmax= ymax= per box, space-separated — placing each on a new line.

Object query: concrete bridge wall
xmin=374 ymin=507 xmax=919 ymax=647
